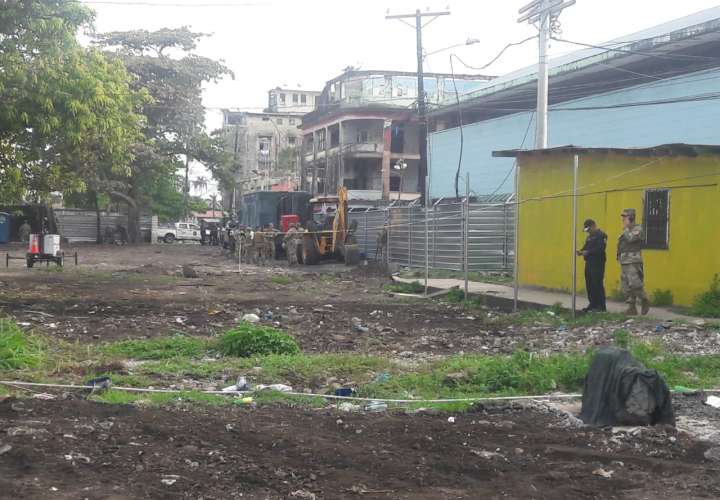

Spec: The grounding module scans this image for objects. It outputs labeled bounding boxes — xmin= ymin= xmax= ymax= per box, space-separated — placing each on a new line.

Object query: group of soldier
xmin=578 ymin=208 xmax=650 ymax=316
xmin=222 ymin=221 xmax=305 ymax=266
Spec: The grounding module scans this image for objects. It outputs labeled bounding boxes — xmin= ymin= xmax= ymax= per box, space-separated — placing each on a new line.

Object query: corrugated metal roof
xmin=492 ymin=143 xmax=720 ymax=158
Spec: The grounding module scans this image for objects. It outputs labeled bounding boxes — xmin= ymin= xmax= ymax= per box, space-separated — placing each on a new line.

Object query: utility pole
xmin=386 ymin=8 xmax=450 ymax=205
xmin=518 ymin=0 xmax=575 ymax=149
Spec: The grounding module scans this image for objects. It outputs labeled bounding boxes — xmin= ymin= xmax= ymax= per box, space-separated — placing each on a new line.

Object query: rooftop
xmin=432 ymin=6 xmax=720 ymax=125
xmin=492 ymin=143 xmax=720 ymax=158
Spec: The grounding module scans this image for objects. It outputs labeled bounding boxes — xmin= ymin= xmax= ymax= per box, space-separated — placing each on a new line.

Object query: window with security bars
xmin=643 ymin=189 xmax=669 ymax=249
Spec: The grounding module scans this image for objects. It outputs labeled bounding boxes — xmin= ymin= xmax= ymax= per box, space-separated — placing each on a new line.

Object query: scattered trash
xmin=470 ymin=449 xmax=502 ymax=460
xmin=222 ymin=376 xmax=251 ymax=393
xmin=241 ymin=313 xmax=260 ymax=323
xmin=240 ymin=397 xmax=254 ymax=405
xmin=592 ymin=468 xmax=614 ymax=478
xmin=373 ymin=372 xmax=391 ymax=384
xmin=32 ymin=393 xmax=56 ymax=400
xmin=335 ymin=388 xmax=353 ymax=397
xmin=693 ymin=319 xmax=707 ymax=328
xmin=351 ymin=317 xmax=369 ymax=333
xmin=6 ymin=426 xmax=48 ymax=437
xmin=161 ymin=475 xmax=180 ymax=486
xmin=580 ymin=347 xmax=674 ymax=426
xmin=364 ymin=401 xmax=388 ymax=412
xmin=338 ymin=402 xmax=361 ymax=412
xmin=673 ymin=385 xmax=697 ymax=394
xmin=705 ymin=395 xmax=720 ymax=409
xmin=263 ymin=311 xmax=274 ymax=321
xmin=85 ymin=376 xmax=112 ymax=395
xmin=255 ymin=384 xmax=293 ymax=393
xmin=447 ymin=416 xmax=456 ymax=423
xmin=289 ymin=490 xmax=316 ymax=499
xmin=0 ymin=444 xmax=12 ymax=456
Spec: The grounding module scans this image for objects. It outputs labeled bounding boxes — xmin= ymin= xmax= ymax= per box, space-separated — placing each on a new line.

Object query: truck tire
xmin=164 ymin=233 xmax=175 ymax=244
xmin=301 ymin=234 xmax=320 ymax=265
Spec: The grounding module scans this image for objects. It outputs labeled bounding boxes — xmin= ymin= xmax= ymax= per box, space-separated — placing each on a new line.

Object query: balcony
xmin=343 ymin=142 xmax=383 ymax=157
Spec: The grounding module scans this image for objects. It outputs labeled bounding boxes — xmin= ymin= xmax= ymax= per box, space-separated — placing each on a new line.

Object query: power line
xmin=451 ymin=36 xmax=538 ymax=71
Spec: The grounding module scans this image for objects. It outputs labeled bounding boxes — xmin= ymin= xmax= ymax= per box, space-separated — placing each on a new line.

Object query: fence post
xmin=464 ymin=172 xmax=470 ymax=299
xmin=386 ymin=208 xmax=391 ymax=267
xmin=408 ymin=207 xmax=412 ymax=268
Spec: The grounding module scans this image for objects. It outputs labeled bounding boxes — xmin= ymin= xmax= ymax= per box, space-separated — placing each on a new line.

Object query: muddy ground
xmin=2 ymin=244 xmax=720 ymax=499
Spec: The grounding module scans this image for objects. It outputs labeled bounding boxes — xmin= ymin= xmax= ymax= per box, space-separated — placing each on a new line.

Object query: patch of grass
xmin=103 ymin=335 xmax=210 ymax=360
xmin=384 ymin=281 xmax=425 ymax=294
xmin=398 ymin=269 xmax=512 ymax=285
xmin=613 ymin=329 xmax=630 ymax=349
xmin=498 ymin=306 xmax=626 ymax=328
xmin=218 ymin=322 xmax=299 ymax=357
xmin=94 ymin=389 xmax=232 ymax=406
xmin=0 ymin=318 xmax=44 ymax=370
xmin=651 ymin=289 xmax=674 ymax=307
xmin=691 ymin=275 xmax=720 ymax=318
xmin=270 ymin=275 xmax=294 ymax=285
xmin=444 ymin=288 xmax=466 ymax=303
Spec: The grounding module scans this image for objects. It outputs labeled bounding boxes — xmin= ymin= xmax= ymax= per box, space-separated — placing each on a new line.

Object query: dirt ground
xmin=2 ymin=244 xmax=720 ymax=499
xmin=1 ymin=244 xmax=715 ymax=357
xmin=1 ymin=395 xmax=719 ymax=500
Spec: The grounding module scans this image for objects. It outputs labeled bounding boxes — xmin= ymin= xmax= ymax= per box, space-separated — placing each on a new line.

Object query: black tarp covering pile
xmin=580 ymin=347 xmax=675 ymax=426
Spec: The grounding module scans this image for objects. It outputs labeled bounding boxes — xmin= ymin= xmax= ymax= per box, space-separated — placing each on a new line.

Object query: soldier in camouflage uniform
xmin=617 ymin=208 xmax=650 ymax=316
xmin=287 ymin=223 xmax=305 ymax=266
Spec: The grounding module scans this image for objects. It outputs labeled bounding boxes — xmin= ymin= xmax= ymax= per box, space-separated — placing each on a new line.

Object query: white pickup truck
xmin=159 ymin=222 xmax=202 ymax=244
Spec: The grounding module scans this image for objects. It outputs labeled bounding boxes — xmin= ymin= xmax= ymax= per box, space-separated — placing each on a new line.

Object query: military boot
xmin=624 ymin=301 xmax=638 ymax=316
xmin=641 ymin=297 xmax=650 ymax=315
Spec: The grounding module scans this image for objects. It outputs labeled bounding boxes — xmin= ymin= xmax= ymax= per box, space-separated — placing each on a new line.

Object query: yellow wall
xmin=517 ymin=152 xmax=720 ymax=306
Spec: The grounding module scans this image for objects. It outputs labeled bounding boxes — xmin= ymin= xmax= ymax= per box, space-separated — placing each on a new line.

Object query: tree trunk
xmin=93 ymin=190 xmax=102 ymax=244
xmin=110 ymin=190 xmax=140 ymax=244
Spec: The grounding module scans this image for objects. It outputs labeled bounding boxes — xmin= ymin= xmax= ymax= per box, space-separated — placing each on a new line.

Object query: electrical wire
xmin=451 ymin=35 xmax=538 ymax=71
xmin=449 ymin=55 xmax=464 ymax=200
xmin=487 ymin=110 xmax=535 ymax=198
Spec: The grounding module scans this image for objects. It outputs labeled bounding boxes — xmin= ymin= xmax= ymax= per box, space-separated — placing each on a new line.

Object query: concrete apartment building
xmin=221 ymin=87 xmax=320 ymax=204
xmin=300 ymin=70 xmax=491 ymax=203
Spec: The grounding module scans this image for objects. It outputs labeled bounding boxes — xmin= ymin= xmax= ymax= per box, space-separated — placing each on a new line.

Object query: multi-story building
xmin=300 ymin=70 xmax=491 ymax=203
xmin=220 ymin=88 xmax=320 ymax=207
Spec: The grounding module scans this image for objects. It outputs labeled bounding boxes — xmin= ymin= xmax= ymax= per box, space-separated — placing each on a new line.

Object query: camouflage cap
xmin=621 ymin=208 xmax=636 ymax=218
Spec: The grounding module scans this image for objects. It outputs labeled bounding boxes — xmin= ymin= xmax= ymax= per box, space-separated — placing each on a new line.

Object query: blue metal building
xmin=428 ymin=7 xmax=720 ymax=197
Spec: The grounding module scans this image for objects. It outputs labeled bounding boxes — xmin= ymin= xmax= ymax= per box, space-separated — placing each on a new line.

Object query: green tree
xmin=94 ymin=27 xmax=233 ymax=235
xmin=0 ymin=1 xmax=144 ymax=206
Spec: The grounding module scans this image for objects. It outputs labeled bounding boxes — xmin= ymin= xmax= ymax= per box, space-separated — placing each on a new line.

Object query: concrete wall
xmin=517 ymin=151 xmax=720 ymax=306
xmin=429 ymin=68 xmax=720 ymax=197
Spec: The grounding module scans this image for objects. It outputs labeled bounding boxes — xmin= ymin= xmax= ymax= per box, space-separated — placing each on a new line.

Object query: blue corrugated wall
xmin=429 ymin=68 xmax=720 ymax=197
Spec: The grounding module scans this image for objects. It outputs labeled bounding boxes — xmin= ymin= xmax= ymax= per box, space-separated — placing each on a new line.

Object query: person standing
xmin=577 ymin=219 xmax=607 ymax=312
xmin=617 ymin=208 xmax=650 ymax=315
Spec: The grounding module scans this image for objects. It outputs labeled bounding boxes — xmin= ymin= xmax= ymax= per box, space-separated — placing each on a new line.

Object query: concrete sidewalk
xmin=394 ymin=276 xmax=702 ymax=322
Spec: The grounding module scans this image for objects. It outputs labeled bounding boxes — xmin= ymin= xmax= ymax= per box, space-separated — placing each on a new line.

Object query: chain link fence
xmin=348 ymin=195 xmax=515 ymax=272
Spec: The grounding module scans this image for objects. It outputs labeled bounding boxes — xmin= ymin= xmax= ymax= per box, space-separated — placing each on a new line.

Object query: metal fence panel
xmin=349 ymin=199 xmax=514 ymax=272
xmin=55 ymin=209 xmax=152 ymax=243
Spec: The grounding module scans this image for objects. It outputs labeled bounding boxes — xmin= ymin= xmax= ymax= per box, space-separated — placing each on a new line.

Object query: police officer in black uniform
xmin=577 ymin=218 xmax=607 ymax=312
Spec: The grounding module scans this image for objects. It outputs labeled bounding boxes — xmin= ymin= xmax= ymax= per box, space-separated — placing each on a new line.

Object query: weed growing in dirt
xmin=399 ymin=269 xmax=512 ymax=284
xmin=651 ymin=289 xmax=674 ymax=307
xmin=444 ymin=288 xmax=466 ymax=303
xmin=384 ymin=281 xmax=425 ymax=294
xmin=613 ymin=329 xmax=630 ymax=348
xmin=691 ymin=275 xmax=720 ymax=318
xmin=218 ymin=322 xmax=300 ymax=357
xmin=0 ymin=318 xmax=44 ymax=370
xmin=497 ymin=307 xmax=626 ymax=328
xmin=270 ymin=275 xmax=295 ymax=285
xmin=95 ymin=389 xmax=231 ymax=406
xmin=103 ymin=335 xmax=209 ymax=360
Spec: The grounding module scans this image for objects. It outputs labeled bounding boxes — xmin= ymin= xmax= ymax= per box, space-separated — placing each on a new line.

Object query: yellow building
xmin=493 ymin=145 xmax=720 ymax=307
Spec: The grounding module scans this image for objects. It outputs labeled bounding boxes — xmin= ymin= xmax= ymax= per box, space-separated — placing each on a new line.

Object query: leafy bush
xmin=691 ymin=275 xmax=720 ymax=318
xmin=651 ymin=289 xmax=674 ymax=307
xmin=218 ymin=322 xmax=300 ymax=357
xmin=0 ymin=318 xmax=44 ymax=370
xmin=104 ymin=335 xmax=208 ymax=360
xmin=444 ymin=288 xmax=466 ymax=303
xmin=384 ymin=281 xmax=425 ymax=294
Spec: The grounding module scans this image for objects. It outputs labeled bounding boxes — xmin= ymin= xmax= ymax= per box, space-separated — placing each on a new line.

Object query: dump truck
xmin=298 ymin=187 xmax=359 ymax=266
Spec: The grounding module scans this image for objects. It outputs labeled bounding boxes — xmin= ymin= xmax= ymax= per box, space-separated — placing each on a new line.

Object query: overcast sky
xmin=83 ymin=0 xmax=720 ymax=195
